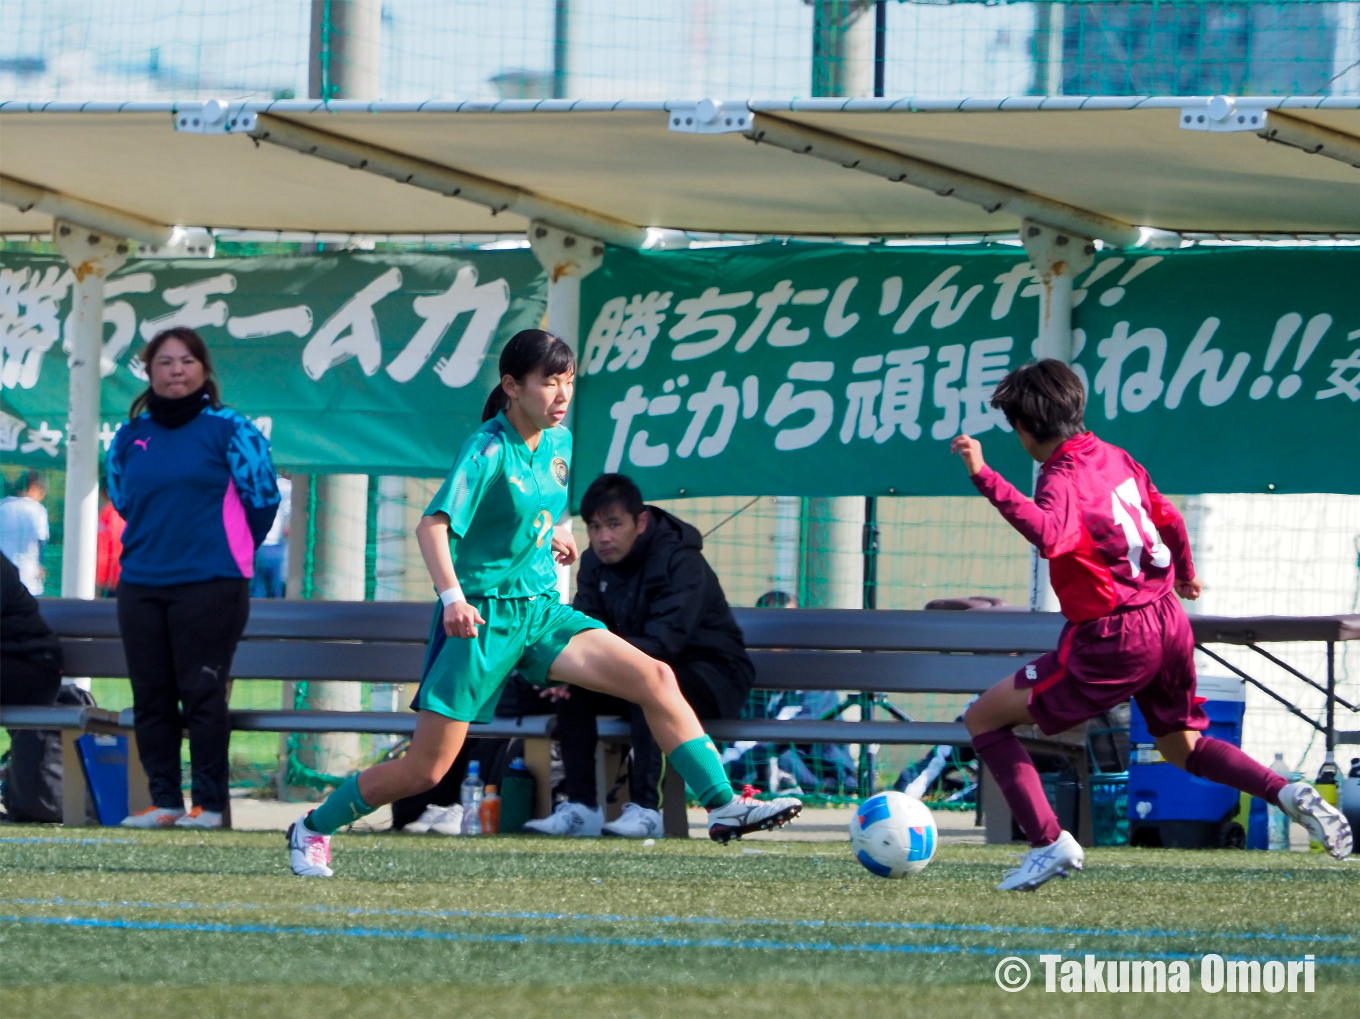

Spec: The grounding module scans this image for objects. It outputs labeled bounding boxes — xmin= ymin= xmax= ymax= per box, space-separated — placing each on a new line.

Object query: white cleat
xmin=429 ymin=804 xmax=465 ymax=836
xmin=404 ymin=804 xmax=453 ymax=834
xmin=288 ymin=814 xmax=333 ymax=877
xmin=119 ymin=806 xmax=185 ymax=829
xmin=997 ymin=830 xmax=1084 ymax=891
xmin=522 ymin=800 xmax=604 ymax=837
xmin=707 ymin=792 xmax=802 ymax=844
xmin=1278 ymin=782 xmax=1353 ymax=860
xmin=173 ymin=807 xmax=223 ymax=829
xmin=602 ymin=803 xmax=664 ymax=839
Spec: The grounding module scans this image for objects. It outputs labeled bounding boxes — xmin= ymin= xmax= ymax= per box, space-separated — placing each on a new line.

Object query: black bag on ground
xmin=2 ymin=685 xmax=97 ymax=823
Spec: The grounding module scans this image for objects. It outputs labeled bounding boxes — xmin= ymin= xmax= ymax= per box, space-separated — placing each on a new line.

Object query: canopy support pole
xmin=52 ymin=220 xmax=130 ymax=604
xmin=529 ymin=221 xmax=605 ymax=603
xmin=1020 ymin=219 xmax=1094 ymax=613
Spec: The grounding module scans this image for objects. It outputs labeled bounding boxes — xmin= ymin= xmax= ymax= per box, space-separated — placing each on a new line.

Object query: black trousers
xmin=556 ymin=665 xmax=723 ymax=811
xmin=117 ymin=578 xmax=250 ymax=813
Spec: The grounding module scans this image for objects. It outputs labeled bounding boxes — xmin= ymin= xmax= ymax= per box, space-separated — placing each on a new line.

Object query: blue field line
xmin=4 ymin=897 xmax=1354 ymax=949
xmin=4 ymin=914 xmax=1359 ymax=966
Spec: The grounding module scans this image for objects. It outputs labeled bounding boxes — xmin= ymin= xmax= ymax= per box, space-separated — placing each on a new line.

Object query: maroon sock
xmin=1183 ymin=737 xmax=1287 ymax=806
xmin=972 ymin=728 xmax=1062 ymax=848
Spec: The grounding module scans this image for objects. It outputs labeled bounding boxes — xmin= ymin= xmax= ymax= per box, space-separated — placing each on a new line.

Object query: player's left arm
xmin=953 ymin=433 xmax=1081 ymax=556
xmin=1144 ymin=475 xmax=1200 ymax=599
xmin=551 ymin=513 xmax=578 ymax=566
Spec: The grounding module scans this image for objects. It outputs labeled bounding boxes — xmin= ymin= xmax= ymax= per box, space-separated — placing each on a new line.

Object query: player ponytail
xmin=482 ymin=329 xmax=576 ymax=421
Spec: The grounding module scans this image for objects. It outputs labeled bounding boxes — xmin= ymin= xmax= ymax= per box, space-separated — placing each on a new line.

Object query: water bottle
xmin=460 ymin=761 xmax=484 ymax=835
xmin=1310 ymin=757 xmax=1341 ymax=854
xmin=1267 ymin=753 xmax=1291 ymax=851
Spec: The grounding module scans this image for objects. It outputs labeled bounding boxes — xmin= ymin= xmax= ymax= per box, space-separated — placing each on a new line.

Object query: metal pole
xmin=52 ymin=221 xmax=130 ymax=605
xmin=873 ymin=2 xmax=886 ymax=99
xmin=553 ymin=0 xmax=570 ymax=100
xmin=862 ymin=495 xmax=879 ymax=610
xmin=1327 ymin=640 xmax=1337 ymax=759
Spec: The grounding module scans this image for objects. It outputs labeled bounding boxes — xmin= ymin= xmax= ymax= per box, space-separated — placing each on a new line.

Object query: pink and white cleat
xmin=288 ymin=814 xmax=333 ymax=877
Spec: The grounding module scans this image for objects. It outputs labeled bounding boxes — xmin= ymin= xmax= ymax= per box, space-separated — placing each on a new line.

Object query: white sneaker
xmin=521 ymin=800 xmax=604 ymax=837
xmin=288 ymin=814 xmax=333 ymax=878
xmin=997 ymin=830 xmax=1084 ymax=891
xmin=429 ymin=804 xmax=465 ymax=836
xmin=602 ymin=802 xmax=663 ymax=839
xmin=119 ymin=806 xmax=185 ymax=829
xmin=707 ymin=792 xmax=802 ymax=844
xmin=1279 ymin=782 xmax=1354 ymax=860
xmin=173 ymin=807 xmax=223 ymax=829
xmin=404 ymin=804 xmax=451 ymax=834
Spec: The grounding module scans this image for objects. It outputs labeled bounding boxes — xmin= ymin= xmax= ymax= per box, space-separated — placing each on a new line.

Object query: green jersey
xmin=424 ymin=411 xmax=572 ymax=599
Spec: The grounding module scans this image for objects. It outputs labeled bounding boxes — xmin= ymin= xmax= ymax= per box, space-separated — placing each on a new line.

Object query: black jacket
xmin=573 ymin=506 xmax=753 ymax=717
xmin=1 ymin=552 xmax=62 ymax=665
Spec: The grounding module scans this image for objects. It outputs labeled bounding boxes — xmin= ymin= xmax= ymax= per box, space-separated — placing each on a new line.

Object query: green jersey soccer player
xmin=290 ymin=330 xmax=800 ymax=875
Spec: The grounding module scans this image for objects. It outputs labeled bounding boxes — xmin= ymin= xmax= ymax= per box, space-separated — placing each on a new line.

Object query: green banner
xmin=0 ymin=251 xmax=546 ymax=475
xmin=575 ymin=245 xmax=1360 ymax=498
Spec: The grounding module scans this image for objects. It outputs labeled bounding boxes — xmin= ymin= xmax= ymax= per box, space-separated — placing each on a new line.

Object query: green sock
xmin=667 ymin=736 xmax=734 ymax=809
xmin=305 ymin=774 xmax=375 ymax=835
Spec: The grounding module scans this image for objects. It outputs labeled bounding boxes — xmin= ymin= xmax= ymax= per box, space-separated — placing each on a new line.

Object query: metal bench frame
xmin=5 ymin=600 xmax=1356 ymax=841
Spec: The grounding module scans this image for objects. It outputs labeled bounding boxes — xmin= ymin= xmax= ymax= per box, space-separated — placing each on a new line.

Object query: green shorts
xmin=411 ymin=594 xmax=605 ymax=724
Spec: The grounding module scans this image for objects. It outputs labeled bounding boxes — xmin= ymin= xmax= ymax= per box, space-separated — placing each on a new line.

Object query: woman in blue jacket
xmin=107 ymin=327 xmax=279 ymax=829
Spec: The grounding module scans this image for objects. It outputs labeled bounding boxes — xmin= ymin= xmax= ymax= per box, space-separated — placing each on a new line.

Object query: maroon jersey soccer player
xmin=953 ymin=359 xmax=1351 ymax=889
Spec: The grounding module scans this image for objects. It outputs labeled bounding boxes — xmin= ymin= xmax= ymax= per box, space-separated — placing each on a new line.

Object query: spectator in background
xmin=0 ymin=471 xmax=50 ymax=595
xmin=251 ymin=475 xmax=292 ymax=598
xmin=525 ymin=474 xmax=754 ymax=839
xmin=96 ymin=485 xmax=125 ymax=597
xmin=107 ymin=327 xmax=280 ymax=831
xmin=1 ymin=551 xmax=64 ymax=821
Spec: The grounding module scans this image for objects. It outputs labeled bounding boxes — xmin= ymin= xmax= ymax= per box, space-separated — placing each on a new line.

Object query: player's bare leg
xmin=550 ymin=628 xmax=801 ymax=842
xmin=965 ymin=674 xmax=1084 ymax=890
xmin=289 ymin=712 xmax=469 ymax=877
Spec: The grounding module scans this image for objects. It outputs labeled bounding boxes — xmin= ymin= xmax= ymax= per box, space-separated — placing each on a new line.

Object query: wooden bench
xmin=7 ymin=600 xmax=1357 ymax=842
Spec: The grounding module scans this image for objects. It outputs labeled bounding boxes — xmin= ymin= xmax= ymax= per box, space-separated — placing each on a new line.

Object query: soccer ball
xmin=848 ymin=791 xmax=937 ymax=878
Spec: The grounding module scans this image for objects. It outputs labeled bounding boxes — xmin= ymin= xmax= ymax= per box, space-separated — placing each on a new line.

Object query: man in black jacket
xmin=524 ymin=474 xmax=754 ymax=838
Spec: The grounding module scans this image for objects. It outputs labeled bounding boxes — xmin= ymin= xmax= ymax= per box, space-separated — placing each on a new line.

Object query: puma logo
xmin=133 ymin=438 xmax=150 ymax=451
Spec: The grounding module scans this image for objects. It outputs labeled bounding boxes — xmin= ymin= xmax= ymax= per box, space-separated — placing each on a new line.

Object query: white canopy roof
xmin=2 ymin=96 xmax=1357 ymax=247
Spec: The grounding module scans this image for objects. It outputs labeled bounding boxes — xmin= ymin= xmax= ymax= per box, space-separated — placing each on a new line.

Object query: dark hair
xmin=989 ymin=359 xmax=1086 ymax=443
xmin=14 ymin=471 xmax=46 ymax=494
xmin=129 ymin=327 xmax=222 ymax=420
xmin=580 ymin=473 xmax=645 ymax=524
xmin=482 ymin=329 xmax=576 ymax=422
xmin=755 ymin=590 xmax=793 ymax=608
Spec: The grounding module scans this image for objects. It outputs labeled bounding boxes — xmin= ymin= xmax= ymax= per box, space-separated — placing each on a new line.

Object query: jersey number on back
xmin=1109 ymin=478 xmax=1171 ymax=578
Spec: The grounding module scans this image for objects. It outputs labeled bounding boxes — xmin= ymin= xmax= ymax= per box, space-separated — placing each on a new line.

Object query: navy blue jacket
xmin=106 ymin=406 xmax=280 ymax=587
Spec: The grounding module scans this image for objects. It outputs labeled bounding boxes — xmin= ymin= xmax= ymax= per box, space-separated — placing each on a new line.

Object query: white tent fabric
xmin=2 ymin=96 xmax=1357 ymax=242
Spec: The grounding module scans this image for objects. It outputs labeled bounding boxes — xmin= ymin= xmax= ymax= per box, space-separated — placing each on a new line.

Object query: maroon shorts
xmin=1015 ymin=590 xmax=1208 ymax=738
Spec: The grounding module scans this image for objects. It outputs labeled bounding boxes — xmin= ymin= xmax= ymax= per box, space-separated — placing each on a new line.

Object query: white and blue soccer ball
xmin=848 ymin=791 xmax=937 ymax=878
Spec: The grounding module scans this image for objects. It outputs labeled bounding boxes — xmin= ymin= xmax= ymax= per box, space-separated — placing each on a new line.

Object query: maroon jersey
xmin=972 ymin=432 xmax=1195 ymax=622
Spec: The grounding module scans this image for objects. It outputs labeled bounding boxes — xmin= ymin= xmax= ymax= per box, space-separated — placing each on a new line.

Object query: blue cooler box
xmin=1127 ymin=675 xmax=1247 ymax=849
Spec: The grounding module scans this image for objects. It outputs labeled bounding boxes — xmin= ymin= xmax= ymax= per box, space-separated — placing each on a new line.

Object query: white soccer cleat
xmin=522 ymin=800 xmax=604 ymax=837
xmin=173 ymin=807 xmax=223 ymax=829
xmin=707 ymin=791 xmax=802 ymax=844
xmin=602 ymin=802 xmax=664 ymax=839
xmin=997 ymin=830 xmax=1084 ymax=891
xmin=404 ymin=804 xmax=451 ymax=834
xmin=429 ymin=804 xmax=465 ymax=836
xmin=288 ymin=814 xmax=334 ymax=878
xmin=1278 ymin=782 xmax=1353 ymax=860
xmin=119 ymin=806 xmax=185 ymax=829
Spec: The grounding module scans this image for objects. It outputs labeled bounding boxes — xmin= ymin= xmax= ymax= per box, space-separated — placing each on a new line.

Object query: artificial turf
xmin=1 ymin=829 xmax=1355 ymax=1018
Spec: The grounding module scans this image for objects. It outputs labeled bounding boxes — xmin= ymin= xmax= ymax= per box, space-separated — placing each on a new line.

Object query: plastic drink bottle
xmin=1341 ymin=757 xmax=1360 ymax=843
xmin=499 ymin=757 xmax=535 ymax=834
xmin=480 ymin=784 xmax=500 ymax=834
xmin=1267 ymin=753 xmax=1291 ymax=851
xmin=460 ymin=761 xmax=485 ymax=835
xmin=1310 ymin=757 xmax=1340 ymax=853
